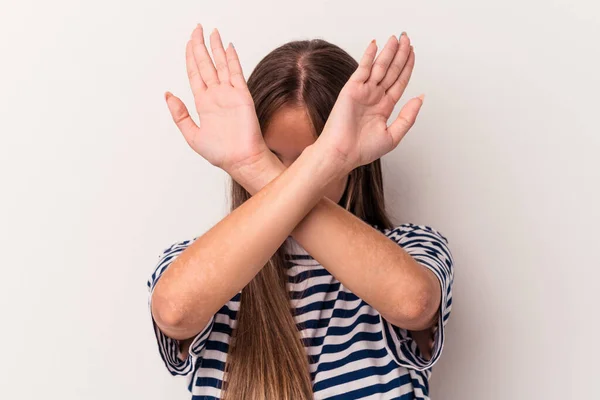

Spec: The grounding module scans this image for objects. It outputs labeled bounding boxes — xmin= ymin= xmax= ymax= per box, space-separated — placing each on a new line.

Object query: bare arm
xmin=151 ymin=143 xmax=344 ymax=340
xmin=172 ymin=155 xmax=438 ymax=359
xmin=171 ymin=149 xmax=438 ymax=356
xmin=231 ymin=33 xmax=442 ymax=333
xmin=154 ymin=25 xmax=439 ymax=354
xmin=290 ymin=195 xmax=441 ymax=330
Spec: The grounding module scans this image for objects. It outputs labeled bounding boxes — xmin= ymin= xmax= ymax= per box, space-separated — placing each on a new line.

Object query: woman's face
xmin=263 ymin=105 xmax=349 ymax=204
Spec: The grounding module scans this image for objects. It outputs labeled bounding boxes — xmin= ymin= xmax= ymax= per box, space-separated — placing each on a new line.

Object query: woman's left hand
xmin=316 ymin=33 xmax=424 ymax=172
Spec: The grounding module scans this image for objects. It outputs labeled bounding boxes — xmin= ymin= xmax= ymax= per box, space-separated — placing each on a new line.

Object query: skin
xmin=154 ymin=24 xmax=439 ymax=362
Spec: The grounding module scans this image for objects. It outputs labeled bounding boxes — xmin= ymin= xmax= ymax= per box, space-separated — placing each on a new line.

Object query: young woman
xmin=147 ymin=24 xmax=454 ymax=400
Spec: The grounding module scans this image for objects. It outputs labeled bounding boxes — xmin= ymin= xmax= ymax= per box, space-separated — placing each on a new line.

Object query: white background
xmin=1 ymin=0 xmax=598 ymax=399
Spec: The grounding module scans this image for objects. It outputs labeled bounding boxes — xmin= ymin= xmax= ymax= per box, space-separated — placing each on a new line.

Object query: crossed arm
xmin=246 ymin=146 xmax=441 ymax=356
xmin=151 ymin=141 xmax=440 ymax=359
xmin=151 ymin=24 xmax=441 ymax=361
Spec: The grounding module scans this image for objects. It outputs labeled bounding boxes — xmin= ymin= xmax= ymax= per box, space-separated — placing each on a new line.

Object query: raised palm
xmin=164 ymin=24 xmax=267 ymax=172
xmin=318 ymin=33 xmax=423 ymax=169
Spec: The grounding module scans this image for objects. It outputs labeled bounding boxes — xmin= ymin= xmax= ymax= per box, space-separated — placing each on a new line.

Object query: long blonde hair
xmin=221 ymin=39 xmax=394 ymax=400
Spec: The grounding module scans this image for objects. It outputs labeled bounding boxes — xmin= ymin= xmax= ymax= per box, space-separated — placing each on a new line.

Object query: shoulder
xmin=157 ymin=235 xmax=201 ymax=258
xmin=383 ymin=223 xmax=455 ymax=278
xmin=382 ymin=223 xmax=449 ymax=245
xmin=147 ymin=236 xmax=201 ymax=292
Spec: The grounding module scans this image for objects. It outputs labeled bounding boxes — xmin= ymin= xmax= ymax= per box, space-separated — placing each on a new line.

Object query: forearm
xmin=242 ymin=158 xmax=441 ymax=331
xmin=151 ymin=143 xmax=345 ymax=337
xmin=290 ymin=197 xmax=440 ymax=330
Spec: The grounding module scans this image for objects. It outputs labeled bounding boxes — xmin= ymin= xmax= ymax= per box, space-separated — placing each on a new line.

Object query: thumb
xmin=164 ymin=91 xmax=200 ymax=146
xmin=388 ymin=94 xmax=424 ymax=148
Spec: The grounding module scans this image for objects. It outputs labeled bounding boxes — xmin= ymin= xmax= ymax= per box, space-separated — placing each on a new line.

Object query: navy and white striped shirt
xmin=147 ymin=223 xmax=454 ymax=399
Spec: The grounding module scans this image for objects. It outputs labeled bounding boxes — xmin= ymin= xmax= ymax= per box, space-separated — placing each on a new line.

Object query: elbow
xmin=408 ymin=292 xmax=439 ymax=331
xmin=151 ymin=288 xmax=185 ymax=329
xmin=394 ymin=279 xmax=440 ymax=331
xmin=151 ymin=292 xmax=214 ymax=341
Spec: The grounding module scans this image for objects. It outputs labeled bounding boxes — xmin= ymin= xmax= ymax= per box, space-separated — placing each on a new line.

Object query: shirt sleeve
xmin=379 ymin=223 xmax=455 ymax=371
xmin=147 ymin=237 xmax=215 ymax=376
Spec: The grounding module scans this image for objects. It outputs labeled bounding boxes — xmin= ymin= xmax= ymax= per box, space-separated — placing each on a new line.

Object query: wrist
xmin=304 ymin=142 xmax=353 ymax=182
xmin=228 ymin=142 xmax=350 ymax=196
xmin=229 ymin=151 xmax=284 ymax=195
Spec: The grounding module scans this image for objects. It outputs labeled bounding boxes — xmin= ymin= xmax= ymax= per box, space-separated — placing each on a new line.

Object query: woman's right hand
xmin=164 ymin=24 xmax=269 ymax=175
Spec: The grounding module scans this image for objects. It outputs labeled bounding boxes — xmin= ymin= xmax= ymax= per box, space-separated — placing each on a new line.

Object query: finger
xmin=386 ymin=45 xmax=415 ymax=104
xmin=191 ymin=24 xmax=219 ymax=87
xmin=349 ymin=39 xmax=378 ymax=83
xmin=388 ymin=94 xmax=424 ymax=147
xmin=209 ymin=28 xmax=231 ymax=86
xmin=379 ymin=32 xmax=411 ymax=91
xmin=186 ymin=40 xmax=207 ymax=94
xmin=164 ymin=91 xmax=201 ymax=146
xmin=226 ymin=42 xmax=248 ymax=89
xmin=365 ymin=35 xmax=399 ymax=85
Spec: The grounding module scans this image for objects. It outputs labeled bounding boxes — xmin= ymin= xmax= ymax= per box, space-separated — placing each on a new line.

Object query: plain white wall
xmin=1 ymin=0 xmax=598 ymax=399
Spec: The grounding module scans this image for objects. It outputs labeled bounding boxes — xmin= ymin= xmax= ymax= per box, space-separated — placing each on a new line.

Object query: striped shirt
xmin=147 ymin=223 xmax=454 ymax=399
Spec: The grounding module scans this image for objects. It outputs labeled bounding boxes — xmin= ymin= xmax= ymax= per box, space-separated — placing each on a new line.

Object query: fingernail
xmin=371 ymin=39 xmax=376 ymax=45
xmin=165 ymin=91 xmax=172 ymax=101
xmin=401 ymin=31 xmax=406 ymax=37
xmin=417 ymin=93 xmax=425 ymax=101
xmin=230 ymin=42 xmax=234 ymax=48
